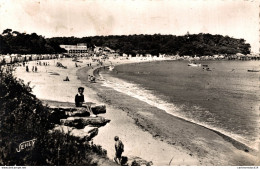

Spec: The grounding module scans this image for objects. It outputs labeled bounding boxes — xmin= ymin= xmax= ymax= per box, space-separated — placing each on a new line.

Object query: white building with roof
xmin=60 ymin=43 xmax=88 ymax=54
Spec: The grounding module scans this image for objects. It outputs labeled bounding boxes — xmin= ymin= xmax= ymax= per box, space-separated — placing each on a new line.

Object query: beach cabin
xmin=218 ymin=55 xmax=225 ymax=59
xmin=3 ymin=55 xmax=12 ymax=64
xmin=12 ymin=54 xmax=22 ymax=62
xmin=159 ymin=53 xmax=166 ymax=58
xmin=10 ymin=54 xmax=19 ymax=63
xmin=24 ymin=54 xmax=32 ymax=61
xmin=16 ymin=55 xmax=24 ymax=62
xmin=31 ymin=54 xmax=37 ymax=60
xmin=0 ymin=55 xmax=3 ymax=63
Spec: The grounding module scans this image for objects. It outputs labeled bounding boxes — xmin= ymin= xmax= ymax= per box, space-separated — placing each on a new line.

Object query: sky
xmin=0 ymin=0 xmax=259 ymax=52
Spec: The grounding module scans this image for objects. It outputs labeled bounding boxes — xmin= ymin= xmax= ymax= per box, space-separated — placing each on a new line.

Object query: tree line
xmin=0 ymin=29 xmax=251 ymax=56
xmin=0 ymin=29 xmax=66 ymax=54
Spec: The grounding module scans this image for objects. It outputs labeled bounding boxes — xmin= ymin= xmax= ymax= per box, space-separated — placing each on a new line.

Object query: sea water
xmin=100 ymin=60 xmax=260 ymax=150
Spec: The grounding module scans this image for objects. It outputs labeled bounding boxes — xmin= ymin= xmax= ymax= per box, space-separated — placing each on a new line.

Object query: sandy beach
xmin=14 ymin=57 xmax=259 ymax=166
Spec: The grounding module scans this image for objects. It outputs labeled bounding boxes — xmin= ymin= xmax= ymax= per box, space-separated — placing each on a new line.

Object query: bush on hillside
xmin=0 ymin=65 xmax=109 ymax=165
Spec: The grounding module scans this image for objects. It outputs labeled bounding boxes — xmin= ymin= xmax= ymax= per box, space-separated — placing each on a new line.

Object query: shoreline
xmin=78 ymin=59 xmax=259 ymax=165
xmin=92 ymin=60 xmax=257 ymax=152
xmin=13 ymin=57 xmax=259 ymax=165
xmin=76 ymin=58 xmax=201 ymax=165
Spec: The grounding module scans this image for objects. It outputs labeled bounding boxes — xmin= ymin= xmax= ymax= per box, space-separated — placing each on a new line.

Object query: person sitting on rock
xmin=75 ymin=87 xmax=85 ymax=107
xmin=114 ymin=136 xmax=124 ymax=165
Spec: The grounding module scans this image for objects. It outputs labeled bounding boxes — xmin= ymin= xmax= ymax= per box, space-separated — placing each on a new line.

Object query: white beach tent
xmin=0 ymin=55 xmax=4 ymax=63
xmin=236 ymin=53 xmax=245 ymax=57
xmin=32 ymin=54 xmax=38 ymax=60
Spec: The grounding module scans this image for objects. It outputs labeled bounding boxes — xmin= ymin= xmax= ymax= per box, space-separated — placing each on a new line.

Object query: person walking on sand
xmin=114 ymin=136 xmax=124 ymax=165
xmin=26 ymin=65 xmax=29 ymax=72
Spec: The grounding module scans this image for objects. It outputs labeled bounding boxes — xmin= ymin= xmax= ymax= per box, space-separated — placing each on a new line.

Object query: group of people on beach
xmin=36 ymin=61 xmax=50 ymax=66
xmin=88 ymin=75 xmax=96 ymax=83
xmin=24 ymin=61 xmax=51 ymax=73
xmin=74 ymin=87 xmax=125 ymax=165
xmin=25 ymin=65 xmax=38 ymax=72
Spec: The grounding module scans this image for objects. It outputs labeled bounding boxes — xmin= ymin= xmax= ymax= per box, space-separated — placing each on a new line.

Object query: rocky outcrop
xmin=48 ymin=104 xmax=153 ymax=166
xmin=49 ymin=105 xmax=106 ymax=116
xmin=49 ymin=105 xmax=109 ymax=142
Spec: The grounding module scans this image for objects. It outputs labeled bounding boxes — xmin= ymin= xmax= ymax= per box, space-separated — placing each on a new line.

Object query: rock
xmin=49 ymin=110 xmax=67 ymax=124
xmin=60 ymin=116 xmax=111 ymax=128
xmin=50 ymin=125 xmax=74 ymax=134
xmin=49 ymin=107 xmax=90 ymax=117
xmin=60 ymin=118 xmax=83 ymax=129
xmin=49 ymin=105 xmax=106 ymax=116
xmin=74 ymin=107 xmax=91 ymax=117
xmin=49 ymin=106 xmax=77 ymax=111
xmin=91 ymin=105 xmax=106 ymax=114
xmin=50 ymin=125 xmax=98 ymax=141
xmin=83 ymin=126 xmax=97 ymax=133
xmin=70 ymin=127 xmax=98 ymax=141
xmin=126 ymin=156 xmax=153 ymax=166
xmin=90 ymin=114 xmax=97 ymax=118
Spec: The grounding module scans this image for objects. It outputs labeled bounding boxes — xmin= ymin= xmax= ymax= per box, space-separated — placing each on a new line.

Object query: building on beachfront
xmin=93 ymin=46 xmax=103 ymax=53
xmin=93 ymin=46 xmax=115 ymax=54
xmin=60 ymin=43 xmax=88 ymax=54
xmin=103 ymin=47 xmax=115 ymax=53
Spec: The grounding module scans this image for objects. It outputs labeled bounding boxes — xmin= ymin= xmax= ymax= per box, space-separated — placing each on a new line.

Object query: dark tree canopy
xmin=0 ymin=30 xmax=66 ymax=54
xmin=0 ymin=29 xmax=251 ymax=56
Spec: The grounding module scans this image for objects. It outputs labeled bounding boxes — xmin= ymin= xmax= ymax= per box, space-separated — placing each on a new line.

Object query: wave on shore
xmin=100 ymin=72 xmax=259 ymax=151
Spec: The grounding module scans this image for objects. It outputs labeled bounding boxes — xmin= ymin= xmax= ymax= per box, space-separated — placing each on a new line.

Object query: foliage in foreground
xmin=0 ymin=65 xmax=109 ymax=165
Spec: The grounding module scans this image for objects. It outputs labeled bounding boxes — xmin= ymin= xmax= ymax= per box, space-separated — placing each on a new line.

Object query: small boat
xmin=188 ymin=63 xmax=201 ymax=67
xmin=247 ymin=69 xmax=259 ymax=72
